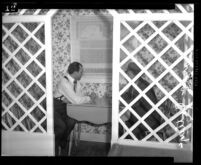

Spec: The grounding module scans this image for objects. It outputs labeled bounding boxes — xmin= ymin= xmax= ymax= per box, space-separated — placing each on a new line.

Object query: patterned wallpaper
xmin=52 ymin=9 xmax=111 ymax=135
xmin=52 ymin=9 xmax=109 ymax=94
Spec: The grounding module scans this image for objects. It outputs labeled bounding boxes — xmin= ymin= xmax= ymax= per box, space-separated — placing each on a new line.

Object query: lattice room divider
xmin=109 ymin=5 xmax=193 ymax=152
xmin=2 ymin=9 xmax=57 ymax=156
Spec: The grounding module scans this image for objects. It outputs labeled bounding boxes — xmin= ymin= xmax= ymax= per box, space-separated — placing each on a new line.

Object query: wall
xmin=52 ymin=9 xmax=111 ymax=138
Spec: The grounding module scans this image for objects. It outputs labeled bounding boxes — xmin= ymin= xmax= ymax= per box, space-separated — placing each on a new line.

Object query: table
xmin=67 ymin=103 xmax=112 ymax=124
xmin=66 ymin=99 xmax=112 ymax=155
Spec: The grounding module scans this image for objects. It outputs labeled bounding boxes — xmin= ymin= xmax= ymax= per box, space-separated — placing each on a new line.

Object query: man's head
xmin=67 ymin=62 xmax=83 ymax=81
xmin=126 ymin=62 xmax=140 ymax=79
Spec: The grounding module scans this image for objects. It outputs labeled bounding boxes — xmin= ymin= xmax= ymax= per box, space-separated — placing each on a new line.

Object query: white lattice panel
xmin=110 ymin=7 xmax=193 ymax=149
xmin=3 ymin=9 xmax=53 ymax=16
xmin=2 ymin=22 xmax=47 ymax=133
xmin=2 ymin=13 xmax=56 ymax=134
xmin=2 ymin=11 xmax=57 ymax=156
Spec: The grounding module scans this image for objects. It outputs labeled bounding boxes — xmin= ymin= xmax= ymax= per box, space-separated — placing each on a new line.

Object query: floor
xmin=70 ymin=141 xmax=111 ymax=157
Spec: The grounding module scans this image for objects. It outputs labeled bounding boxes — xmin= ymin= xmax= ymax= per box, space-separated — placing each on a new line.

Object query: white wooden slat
xmin=143 ymin=101 xmax=193 ymax=142
xmin=119 ymin=45 xmax=132 ymax=65
xmin=3 ymin=34 xmax=31 ymax=63
xmin=108 ymin=9 xmax=119 ymax=17
xmin=19 ymin=9 xmax=27 ymax=15
xmin=19 ymin=22 xmax=46 ymax=48
xmin=2 ymin=23 xmax=45 ymax=68
xmin=148 ymin=21 xmax=186 ymax=54
xmin=28 ymin=113 xmax=45 ymax=133
xmin=189 ymin=5 xmax=194 ymax=12
xmin=4 ymin=108 xmax=17 ymax=126
xmin=33 ymin=9 xmax=41 ymax=15
xmin=162 ymin=10 xmax=169 ymax=13
xmin=166 ymin=34 xmax=193 ymax=69
xmin=118 ymin=97 xmax=142 ymax=122
xmin=121 ymin=109 xmax=164 ymax=142
xmin=3 ymin=15 xmax=48 ymax=23
xmin=119 ymin=20 xmax=172 ymax=74
xmin=117 ymin=138 xmax=192 ymax=150
xmin=145 ymin=10 xmax=152 ymax=14
xmin=175 ymin=20 xmax=193 ymax=40
xmin=176 ymin=4 xmax=188 ymax=14
xmin=2 ymin=68 xmax=44 ymax=106
xmin=129 ymin=80 xmax=179 ymax=134
xmin=2 ymin=101 xmax=29 ymax=132
xmin=2 ymin=121 xmax=10 ymax=130
xmin=3 ymin=28 xmax=47 ymax=97
xmin=118 ymin=118 xmax=138 ymax=141
xmin=113 ymin=10 xmax=193 ymax=146
xmin=2 ymin=10 xmax=56 ymax=156
xmin=111 ymin=16 xmax=121 ymax=145
xmin=30 ymin=116 xmax=47 ymax=133
xmin=2 ymin=23 xmax=19 ymax=42
xmin=10 ymin=93 xmax=47 ymax=132
xmin=121 ymin=30 xmax=165 ymax=82
xmin=120 ymin=20 xmax=147 ymax=44
xmin=3 ymin=24 xmax=28 ymax=51
xmin=165 ymin=123 xmax=192 ymax=143
xmin=119 ymin=82 xmax=172 ymax=142
xmin=6 ymin=109 xmax=29 ymax=132
xmin=2 ymin=50 xmax=45 ymax=94
xmin=44 ymin=17 xmax=54 ymax=134
xmin=117 ymin=13 xmax=194 ymax=21
xmin=10 ymin=104 xmax=39 ymax=132
xmin=128 ymin=10 xmax=135 ymax=14
xmin=135 ymin=31 xmax=192 ymax=94
xmin=32 ymin=94 xmax=47 ymax=115
xmin=24 ymin=88 xmax=46 ymax=113
xmin=1 ymin=104 xmax=9 ymax=116
xmin=2 ymin=24 xmax=47 ymax=131
xmin=128 ymin=109 xmax=160 ymax=138
xmin=46 ymin=9 xmax=58 ymax=17
xmin=1 ymin=92 xmax=27 ymax=120
xmin=151 ymin=20 xmax=193 ymax=53
xmin=2 ymin=25 xmax=12 ymax=42
xmin=120 ymin=56 xmax=189 ymax=114
xmin=4 ymin=86 xmax=39 ymax=128
xmin=184 ymin=34 xmax=192 ymax=107
xmin=2 ymin=86 xmax=21 ymax=112
xmin=3 ymin=13 xmax=10 ymax=16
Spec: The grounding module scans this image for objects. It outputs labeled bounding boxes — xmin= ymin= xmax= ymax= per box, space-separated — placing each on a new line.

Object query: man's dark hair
xmin=68 ymin=62 xmax=83 ymax=74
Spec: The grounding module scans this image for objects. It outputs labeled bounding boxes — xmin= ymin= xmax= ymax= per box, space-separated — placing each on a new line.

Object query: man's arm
xmin=59 ymin=79 xmax=91 ymax=104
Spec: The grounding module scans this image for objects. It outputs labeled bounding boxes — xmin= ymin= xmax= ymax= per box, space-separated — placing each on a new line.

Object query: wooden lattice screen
xmin=2 ymin=9 xmax=57 ymax=156
xmin=109 ymin=5 xmax=193 ymax=150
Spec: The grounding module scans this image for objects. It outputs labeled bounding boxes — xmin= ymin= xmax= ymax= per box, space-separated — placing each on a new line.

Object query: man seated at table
xmin=54 ymin=61 xmax=96 ymax=156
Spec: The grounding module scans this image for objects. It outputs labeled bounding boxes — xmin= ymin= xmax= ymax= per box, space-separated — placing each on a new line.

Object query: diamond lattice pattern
xmin=119 ymin=20 xmax=193 ymax=143
xmin=2 ymin=22 xmax=47 ymax=133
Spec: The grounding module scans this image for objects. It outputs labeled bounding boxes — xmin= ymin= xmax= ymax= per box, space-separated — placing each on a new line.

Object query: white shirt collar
xmin=65 ymin=73 xmax=75 ymax=84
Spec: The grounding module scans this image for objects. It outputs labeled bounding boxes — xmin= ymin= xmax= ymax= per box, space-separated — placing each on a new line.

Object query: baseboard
xmin=2 ymin=131 xmax=54 ymax=156
xmin=80 ymin=132 xmax=111 ymax=143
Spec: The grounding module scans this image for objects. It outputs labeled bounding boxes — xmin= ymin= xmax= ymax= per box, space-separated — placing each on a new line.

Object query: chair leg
xmin=77 ymin=123 xmax=81 ymax=144
xmin=58 ymin=146 xmax=61 ymax=156
xmin=68 ymin=129 xmax=74 ymax=156
xmin=74 ymin=124 xmax=78 ymax=146
xmin=68 ymin=123 xmax=81 ymax=156
xmin=74 ymin=123 xmax=81 ymax=146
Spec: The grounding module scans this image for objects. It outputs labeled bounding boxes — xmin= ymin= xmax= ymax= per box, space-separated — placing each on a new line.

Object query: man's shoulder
xmin=57 ymin=75 xmax=69 ymax=85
